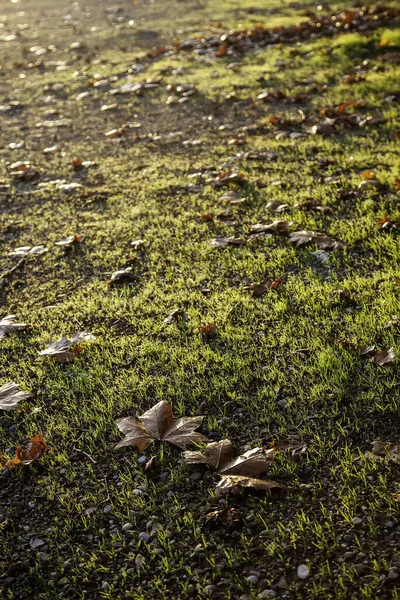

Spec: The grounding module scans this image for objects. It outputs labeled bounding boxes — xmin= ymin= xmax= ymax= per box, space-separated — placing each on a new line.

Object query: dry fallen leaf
xmin=210 ymin=237 xmax=244 ymax=249
xmin=368 ymin=441 xmax=400 ymax=463
xmin=115 ymin=401 xmax=208 ymax=451
xmin=0 ymin=315 xmax=29 ymax=340
xmin=266 ymin=439 xmax=307 ymax=459
xmin=108 ymin=267 xmax=140 ymax=285
xmin=215 ymin=474 xmax=285 ymax=497
xmin=9 ymin=245 xmax=48 ymax=257
xmin=1 ymin=434 xmax=48 ymax=468
xmin=55 ymin=235 xmax=84 ymax=247
xmin=246 ymin=276 xmax=283 ymax=297
xmin=249 ymin=220 xmax=292 ymax=235
xmin=39 ymin=331 xmax=96 ymax=363
xmin=0 ymin=382 xmax=33 ymax=411
xmin=164 ymin=309 xmax=187 ymax=324
xmin=369 ymin=348 xmax=395 ymax=365
xmin=131 ymin=239 xmax=146 ymax=250
xmin=184 ymin=439 xmax=277 ymax=475
xmin=289 ymin=230 xmax=344 ymax=250
xmin=200 ymin=323 xmax=216 ymax=337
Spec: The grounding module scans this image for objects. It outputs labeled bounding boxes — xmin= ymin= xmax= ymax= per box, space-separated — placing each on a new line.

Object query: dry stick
xmin=0 ymin=257 xmax=26 ymax=282
xmin=73 ymin=447 xmax=110 ymax=502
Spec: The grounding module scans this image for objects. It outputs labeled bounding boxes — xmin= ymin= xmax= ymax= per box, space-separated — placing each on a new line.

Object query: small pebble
xmin=385 ymin=521 xmax=394 ymax=529
xmin=58 ymin=577 xmax=68 ymax=587
xmin=202 ymin=585 xmax=216 ymax=596
xmin=190 ymin=472 xmax=202 ymax=481
xmin=138 ymin=532 xmax=151 ymax=543
xmin=388 ymin=570 xmax=398 ymax=580
xmin=103 ymin=505 xmax=112 ymax=514
xmin=63 ymin=561 xmax=72 ymax=570
xmin=122 ymin=523 xmax=134 ymax=533
xmin=352 ymin=517 xmax=363 ymax=526
xmin=101 ymin=582 xmax=109 ymax=590
xmin=258 ymin=591 xmax=277 ymax=599
xmin=297 ymin=564 xmax=310 ymax=580
xmin=132 ymin=489 xmax=144 ymax=496
xmin=138 ymin=456 xmax=147 ymax=465
xmin=247 ymin=575 xmax=259 ymax=585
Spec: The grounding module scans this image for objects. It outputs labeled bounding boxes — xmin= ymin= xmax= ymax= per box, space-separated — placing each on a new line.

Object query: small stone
xmin=297 ymin=564 xmax=310 ymax=580
xmin=101 ymin=582 xmax=109 ymax=590
xmin=160 ymin=471 xmax=169 ymax=479
xmin=239 ymin=595 xmax=250 ymax=600
xmin=352 ymin=564 xmax=365 ymax=576
xmin=352 ymin=517 xmax=363 ymax=526
xmin=247 ymin=575 xmax=259 ymax=585
xmin=122 ymin=523 xmax=134 ymax=533
xmin=30 ymin=537 xmax=45 ymax=549
xmin=58 ymin=577 xmax=68 ymax=587
xmin=258 ymin=591 xmax=277 ymax=599
xmin=132 ymin=489 xmax=144 ymax=496
xmin=63 ymin=561 xmax=72 ymax=570
xmin=190 ymin=471 xmax=202 ymax=481
xmin=385 ymin=521 xmax=394 ymax=529
xmin=138 ymin=532 xmax=151 ymax=543
xmin=388 ymin=570 xmax=398 ymax=580
xmin=202 ymin=585 xmax=216 ymax=596
xmin=103 ymin=505 xmax=112 ymax=514
xmin=47 ymin=580 xmax=55 ymax=588
xmin=343 ymin=534 xmax=354 ymax=543
xmin=138 ymin=456 xmax=147 ymax=465
xmin=135 ymin=554 xmax=145 ymax=570
xmin=277 ymin=577 xmax=287 ymax=589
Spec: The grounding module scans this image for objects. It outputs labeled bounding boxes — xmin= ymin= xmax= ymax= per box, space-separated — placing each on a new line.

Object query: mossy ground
xmin=1 ymin=0 xmax=400 ymax=598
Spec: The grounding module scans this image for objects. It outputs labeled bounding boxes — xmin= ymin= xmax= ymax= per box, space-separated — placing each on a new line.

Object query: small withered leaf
xmin=215 ymin=474 xmax=285 ymax=497
xmin=247 ymin=276 xmax=283 ymax=297
xmin=369 ymin=441 xmax=400 ymax=464
xmin=108 ymin=267 xmax=140 ymax=285
xmin=369 ymin=348 xmax=395 ymax=365
xmin=164 ymin=309 xmax=187 ymax=325
xmin=249 ymin=220 xmax=291 ymax=235
xmin=39 ymin=332 xmax=95 ymax=362
xmin=289 ymin=230 xmax=344 ymax=250
xmin=0 ymin=315 xmax=29 ymax=340
xmin=115 ymin=401 xmax=208 ymax=451
xmin=184 ymin=440 xmax=277 ymax=476
xmin=1 ymin=434 xmax=48 ymax=469
xmin=200 ymin=323 xmax=216 ymax=337
xmin=0 ymin=382 xmax=33 ymax=411
xmin=55 ymin=235 xmax=84 ymax=247
xmin=210 ymin=237 xmax=244 ymax=249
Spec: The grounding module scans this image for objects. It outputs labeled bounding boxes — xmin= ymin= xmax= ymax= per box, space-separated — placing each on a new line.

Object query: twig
xmin=73 ymin=447 xmax=110 ymax=502
xmin=0 ymin=257 xmax=26 ymax=282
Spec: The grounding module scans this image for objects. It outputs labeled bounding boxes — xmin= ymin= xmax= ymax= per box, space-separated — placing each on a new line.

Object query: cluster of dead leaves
xmin=115 ymin=401 xmax=302 ymax=497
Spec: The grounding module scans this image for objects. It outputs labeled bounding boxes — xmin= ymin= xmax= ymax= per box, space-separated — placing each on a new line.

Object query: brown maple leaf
xmin=115 ymin=401 xmax=208 ymax=451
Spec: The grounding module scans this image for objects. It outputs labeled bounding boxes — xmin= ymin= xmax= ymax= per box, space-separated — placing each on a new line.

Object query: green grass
xmin=1 ymin=0 xmax=400 ymax=598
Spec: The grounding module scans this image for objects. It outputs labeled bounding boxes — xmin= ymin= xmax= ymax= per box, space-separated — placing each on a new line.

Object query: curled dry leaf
xmin=215 ymin=474 xmax=285 ymax=497
xmin=131 ymin=239 xmax=145 ymax=250
xmin=108 ymin=267 xmax=140 ymax=285
xmin=55 ymin=235 xmax=84 ymax=247
xmin=369 ymin=348 xmax=395 ymax=365
xmin=200 ymin=323 xmax=216 ymax=337
xmin=0 ymin=382 xmax=33 ymax=411
xmin=9 ymin=245 xmax=48 ymax=257
xmin=249 ymin=220 xmax=292 ymax=235
xmin=210 ymin=237 xmax=244 ymax=249
xmin=164 ymin=309 xmax=187 ymax=325
xmin=39 ymin=331 xmax=96 ymax=363
xmin=184 ymin=439 xmax=277 ymax=476
xmin=1 ymin=434 xmax=48 ymax=468
xmin=115 ymin=400 xmax=208 ymax=451
xmin=267 ymin=439 xmax=307 ymax=459
xmin=0 ymin=315 xmax=29 ymax=340
xmin=289 ymin=230 xmax=344 ymax=250
xmin=368 ymin=441 xmax=400 ymax=463
xmin=359 ymin=345 xmax=375 ymax=356
xmin=246 ymin=276 xmax=283 ymax=297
